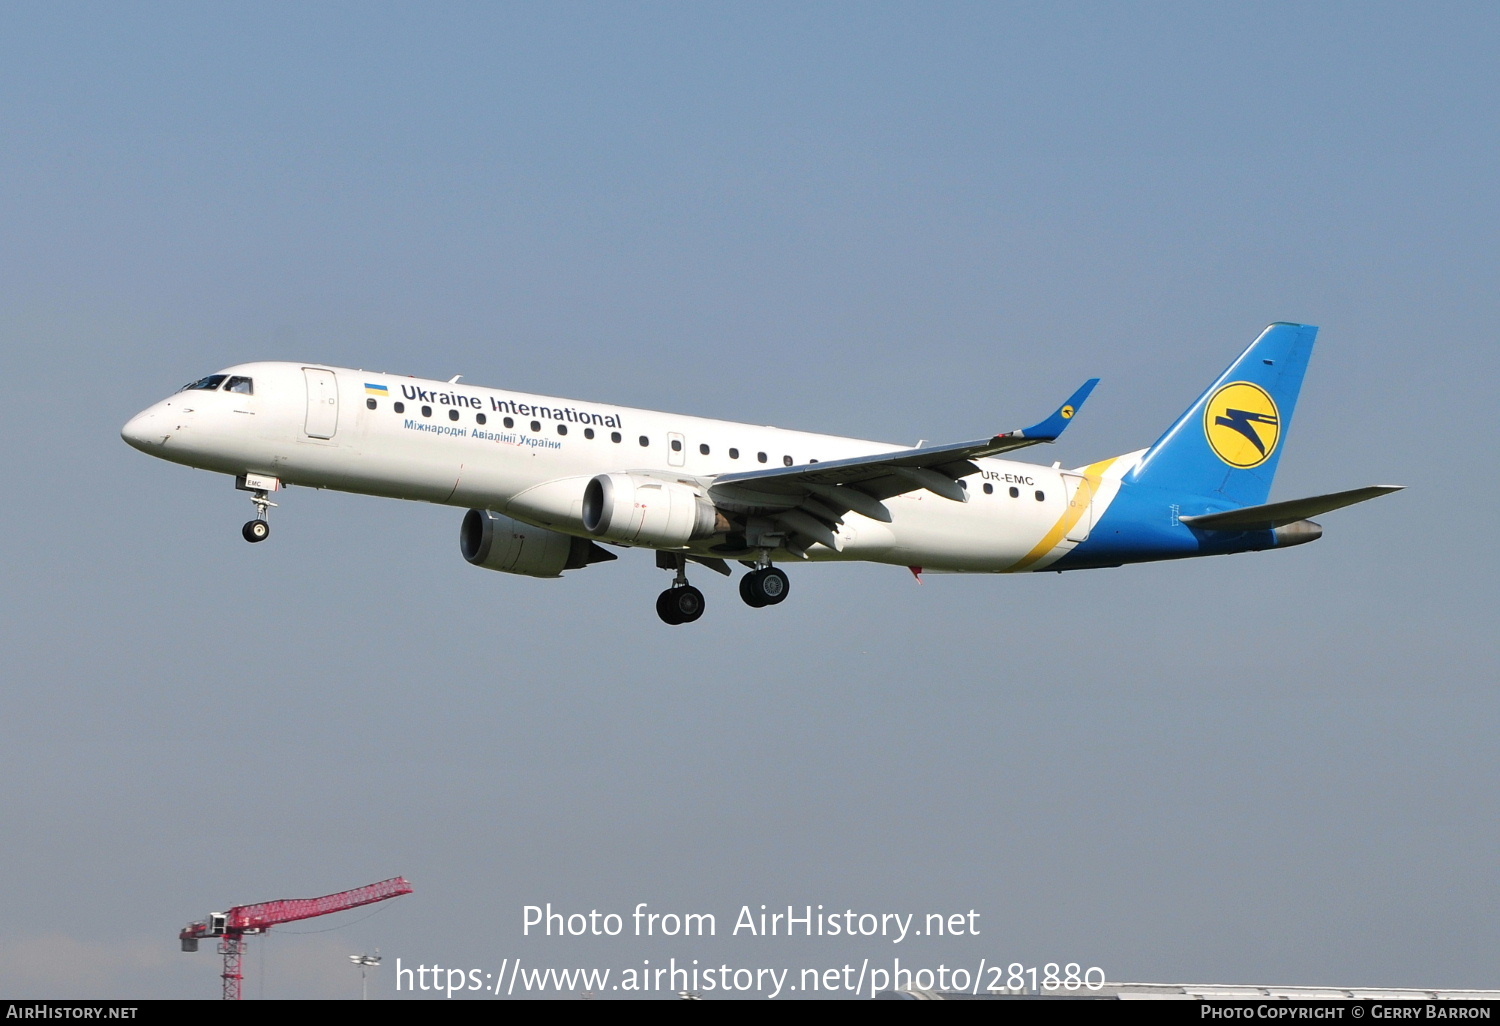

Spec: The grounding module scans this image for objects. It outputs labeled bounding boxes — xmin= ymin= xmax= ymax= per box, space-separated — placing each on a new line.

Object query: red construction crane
xmin=179 ymin=876 xmax=413 ymax=999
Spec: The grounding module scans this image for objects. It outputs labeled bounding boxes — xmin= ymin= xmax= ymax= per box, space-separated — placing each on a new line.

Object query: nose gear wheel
xmin=241 ymin=486 xmax=277 ymax=543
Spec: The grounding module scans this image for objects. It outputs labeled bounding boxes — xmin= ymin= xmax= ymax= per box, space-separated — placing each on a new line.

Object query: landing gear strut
xmin=656 ymin=553 xmax=705 ymax=625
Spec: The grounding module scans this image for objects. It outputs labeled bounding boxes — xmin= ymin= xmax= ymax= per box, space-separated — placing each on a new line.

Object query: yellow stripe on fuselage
xmin=1006 ymin=457 xmax=1118 ymax=572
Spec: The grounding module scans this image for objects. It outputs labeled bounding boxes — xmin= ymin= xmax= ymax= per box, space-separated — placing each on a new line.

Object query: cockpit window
xmin=180 ymin=374 xmax=227 ymax=392
xmin=224 ymin=376 xmax=254 ymax=395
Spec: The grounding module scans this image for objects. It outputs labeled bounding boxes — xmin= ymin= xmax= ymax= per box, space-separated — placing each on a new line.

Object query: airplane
xmin=121 ymin=322 xmax=1400 ymax=624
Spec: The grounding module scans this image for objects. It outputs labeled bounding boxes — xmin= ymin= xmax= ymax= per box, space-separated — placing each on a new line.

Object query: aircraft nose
xmin=121 ymin=408 xmax=161 ymax=451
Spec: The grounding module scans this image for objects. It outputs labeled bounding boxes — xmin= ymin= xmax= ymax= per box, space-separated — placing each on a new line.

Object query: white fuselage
xmin=123 ymin=362 xmax=1133 ymax=572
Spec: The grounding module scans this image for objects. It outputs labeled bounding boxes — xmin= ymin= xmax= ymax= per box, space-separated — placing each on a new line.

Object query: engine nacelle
xmin=460 ymin=509 xmax=616 ymax=578
xmin=581 ymin=473 xmax=724 ymax=547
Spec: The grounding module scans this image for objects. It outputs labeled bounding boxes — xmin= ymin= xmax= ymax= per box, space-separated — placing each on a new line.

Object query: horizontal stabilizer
xmin=1179 ymin=485 xmax=1403 ymax=531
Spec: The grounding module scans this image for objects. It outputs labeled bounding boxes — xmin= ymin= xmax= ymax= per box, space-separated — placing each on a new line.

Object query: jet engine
xmin=581 ymin=473 xmax=727 ymax=547
xmin=460 ymin=509 xmax=616 ymax=578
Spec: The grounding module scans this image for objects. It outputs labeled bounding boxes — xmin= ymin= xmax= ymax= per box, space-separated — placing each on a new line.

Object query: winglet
xmin=995 ymin=378 xmax=1099 ymax=443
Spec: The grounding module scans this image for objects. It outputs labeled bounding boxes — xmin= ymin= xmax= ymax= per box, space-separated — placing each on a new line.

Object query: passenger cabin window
xmin=557 ymin=424 xmax=567 ymax=435
xmin=983 ymin=483 xmax=993 ymax=494
xmin=671 ymin=439 xmax=682 ymax=452
xmin=366 ymin=398 xmax=377 ymax=410
xmin=699 ymin=444 xmax=710 ymax=455
xmin=1008 ymin=486 xmax=1019 ymax=498
xmin=394 ymin=401 xmax=405 ymax=414
xmin=530 ymin=420 xmax=540 ymax=432
xmin=1035 ymin=490 xmax=1045 ymax=501
xmin=783 ymin=455 xmax=793 ymax=466
xmin=729 ymin=448 xmax=739 ymax=459
xmin=224 ymin=376 xmax=254 ymax=395
xmin=757 ymin=452 xmax=767 ymax=463
xmin=503 ymin=417 xmax=514 ymax=428
xmin=584 ymin=428 xmax=594 ymax=439
xmin=611 ymin=432 xmax=622 ymax=443
xmin=180 ymin=374 xmax=226 ymax=392
xmin=421 ymin=405 xmax=432 ymax=417
xmin=639 ymin=435 xmax=650 ymax=447
xmin=448 ymin=409 xmax=460 ymax=421
xmin=477 ymin=413 xmax=487 ymax=425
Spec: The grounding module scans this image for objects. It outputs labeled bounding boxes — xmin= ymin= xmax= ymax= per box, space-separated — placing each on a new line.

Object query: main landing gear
xmin=656 ymin=584 xmax=705 ymax=625
xmin=739 ymin=566 xmax=789 ymax=608
xmin=656 ymin=553 xmax=705 ymax=625
xmin=655 ymin=552 xmax=791 ymax=624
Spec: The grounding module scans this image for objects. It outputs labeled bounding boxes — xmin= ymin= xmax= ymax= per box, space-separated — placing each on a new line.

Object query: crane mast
xmin=179 ymin=876 xmax=412 ymax=999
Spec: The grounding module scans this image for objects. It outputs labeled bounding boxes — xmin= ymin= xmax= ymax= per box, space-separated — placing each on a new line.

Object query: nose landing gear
xmin=236 ymin=473 xmax=281 ymax=544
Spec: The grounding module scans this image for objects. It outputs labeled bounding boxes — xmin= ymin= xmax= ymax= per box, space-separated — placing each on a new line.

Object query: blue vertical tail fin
xmin=1125 ymin=322 xmax=1317 ymax=508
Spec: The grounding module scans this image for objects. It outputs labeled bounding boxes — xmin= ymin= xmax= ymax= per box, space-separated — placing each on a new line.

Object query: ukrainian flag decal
xmin=1204 ymin=381 xmax=1280 ymax=469
xmin=365 ymin=383 xmax=389 ymax=397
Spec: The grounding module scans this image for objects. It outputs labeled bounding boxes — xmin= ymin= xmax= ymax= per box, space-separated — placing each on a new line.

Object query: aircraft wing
xmin=706 ymin=380 xmax=1098 ymax=553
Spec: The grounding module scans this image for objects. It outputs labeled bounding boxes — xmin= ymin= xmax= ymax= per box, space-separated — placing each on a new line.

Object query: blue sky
xmin=1 ymin=2 xmax=1495 ymax=998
